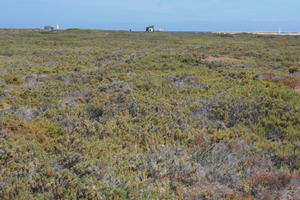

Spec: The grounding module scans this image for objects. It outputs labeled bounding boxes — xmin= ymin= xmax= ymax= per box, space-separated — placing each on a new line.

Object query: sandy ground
xmin=295 ymin=87 xmax=300 ymax=95
xmin=204 ymin=56 xmax=242 ymax=62
xmin=218 ymin=32 xmax=300 ymax=36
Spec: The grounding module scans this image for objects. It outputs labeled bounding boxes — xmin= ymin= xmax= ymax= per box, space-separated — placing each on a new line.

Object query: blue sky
xmin=1 ymin=0 xmax=300 ymax=32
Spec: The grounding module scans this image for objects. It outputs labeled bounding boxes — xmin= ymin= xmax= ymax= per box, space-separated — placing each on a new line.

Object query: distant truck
xmin=146 ymin=25 xmax=155 ymax=32
xmin=146 ymin=25 xmax=164 ymax=32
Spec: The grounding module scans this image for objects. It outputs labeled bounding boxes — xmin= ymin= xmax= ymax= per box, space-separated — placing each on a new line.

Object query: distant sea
xmin=167 ymin=31 xmax=300 ymax=34
xmin=167 ymin=31 xmax=212 ymax=33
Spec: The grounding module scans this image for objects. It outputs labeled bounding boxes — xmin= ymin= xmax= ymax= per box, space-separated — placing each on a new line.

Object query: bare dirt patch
xmin=254 ymin=72 xmax=300 ymax=94
xmin=204 ymin=56 xmax=242 ymax=63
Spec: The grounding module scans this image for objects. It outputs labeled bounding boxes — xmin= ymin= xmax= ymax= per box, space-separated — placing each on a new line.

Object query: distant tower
xmin=278 ymin=26 xmax=281 ymax=34
xmin=56 ymin=24 xmax=60 ymax=30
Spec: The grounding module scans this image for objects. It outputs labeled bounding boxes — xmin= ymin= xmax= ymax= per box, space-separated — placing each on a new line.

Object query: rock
xmin=0 ymin=106 xmax=40 ymax=121
xmin=291 ymin=72 xmax=300 ymax=78
xmin=15 ymin=107 xmax=38 ymax=121
xmin=279 ymin=176 xmax=300 ymax=200
xmin=61 ymin=91 xmax=90 ymax=107
xmin=0 ymin=129 xmax=7 ymax=137
xmin=295 ymin=87 xmax=300 ymax=95
xmin=0 ymin=69 xmax=7 ymax=74
xmin=265 ymin=125 xmax=284 ymax=141
xmin=128 ymin=100 xmax=138 ymax=117
xmin=22 ymin=74 xmax=38 ymax=84
xmin=207 ymin=60 xmax=226 ymax=69
xmin=99 ymin=80 xmax=132 ymax=94
xmin=170 ymin=74 xmax=209 ymax=89
xmin=56 ymin=75 xmax=69 ymax=82
xmin=223 ymin=71 xmax=247 ymax=79
xmin=22 ymin=74 xmax=53 ymax=84
xmin=86 ymin=105 xmax=103 ymax=121
xmin=232 ymin=64 xmax=246 ymax=68
xmin=272 ymin=65 xmax=282 ymax=70
xmin=37 ymin=74 xmax=51 ymax=81
xmin=253 ymin=73 xmax=282 ymax=81
xmin=0 ymin=93 xmax=6 ymax=100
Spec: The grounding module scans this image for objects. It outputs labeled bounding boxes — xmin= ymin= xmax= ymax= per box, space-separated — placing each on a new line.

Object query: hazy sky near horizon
xmin=1 ymin=0 xmax=300 ymax=32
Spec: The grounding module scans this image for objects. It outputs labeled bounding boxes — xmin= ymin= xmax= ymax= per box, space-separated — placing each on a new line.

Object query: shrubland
xmin=0 ymin=29 xmax=300 ymax=199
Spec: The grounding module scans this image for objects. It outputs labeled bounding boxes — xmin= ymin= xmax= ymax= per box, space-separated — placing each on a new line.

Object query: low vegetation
xmin=0 ymin=29 xmax=300 ymax=199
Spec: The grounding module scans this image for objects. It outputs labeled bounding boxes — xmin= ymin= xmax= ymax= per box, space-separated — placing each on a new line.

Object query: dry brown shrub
xmin=37 ymin=75 xmax=57 ymax=82
xmin=180 ymin=183 xmax=255 ymax=200
xmin=245 ymin=170 xmax=292 ymax=194
xmin=256 ymin=72 xmax=300 ymax=93
xmin=0 ymin=120 xmax=62 ymax=146
xmin=280 ymin=77 xmax=300 ymax=89
xmin=192 ymin=132 xmax=211 ymax=147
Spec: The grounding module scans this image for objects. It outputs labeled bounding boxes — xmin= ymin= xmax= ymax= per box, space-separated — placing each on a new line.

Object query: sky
xmin=1 ymin=0 xmax=300 ymax=32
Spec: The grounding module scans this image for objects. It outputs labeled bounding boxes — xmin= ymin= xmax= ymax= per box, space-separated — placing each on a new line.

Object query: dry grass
xmin=256 ymin=72 xmax=300 ymax=93
xmin=1 ymin=120 xmax=62 ymax=146
xmin=203 ymin=56 xmax=242 ymax=63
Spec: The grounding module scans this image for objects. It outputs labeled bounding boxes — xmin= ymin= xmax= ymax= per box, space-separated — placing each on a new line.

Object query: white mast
xmin=278 ymin=26 xmax=281 ymax=34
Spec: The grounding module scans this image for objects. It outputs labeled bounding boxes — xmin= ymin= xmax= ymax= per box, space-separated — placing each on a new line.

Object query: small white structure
xmin=56 ymin=24 xmax=60 ymax=30
xmin=155 ymin=28 xmax=164 ymax=32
